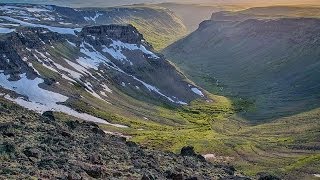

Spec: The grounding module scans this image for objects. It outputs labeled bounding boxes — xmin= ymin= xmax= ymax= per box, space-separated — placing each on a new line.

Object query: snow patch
xmin=26 ymin=7 xmax=50 ymax=12
xmin=191 ymin=87 xmax=204 ymax=97
xmin=0 ymin=73 xmax=68 ymax=106
xmin=0 ymin=27 xmax=15 ymax=33
xmin=0 ymin=73 xmax=127 ymax=128
xmin=59 ymin=22 xmax=72 ymax=25
xmin=0 ymin=6 xmax=50 ymax=13
xmin=27 ymin=62 xmax=40 ymax=75
xmin=84 ymin=12 xmax=103 ymax=22
xmin=102 ymin=84 xmax=112 ymax=93
xmin=102 ymin=45 xmax=130 ymax=65
xmin=84 ymin=81 xmax=103 ymax=100
xmin=53 ymin=62 xmax=82 ymax=80
xmin=77 ymin=42 xmax=111 ymax=70
xmin=61 ymin=74 xmax=77 ymax=83
xmin=64 ymin=59 xmax=92 ymax=76
xmin=66 ymin=40 xmax=76 ymax=47
xmin=0 ymin=16 xmax=81 ymax=35
xmin=104 ymin=131 xmax=132 ymax=139
xmin=106 ymin=40 xmax=159 ymax=61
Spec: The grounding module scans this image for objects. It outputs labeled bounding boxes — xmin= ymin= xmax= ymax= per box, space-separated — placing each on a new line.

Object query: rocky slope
xmin=0 ymin=97 xmax=248 ymax=179
xmin=164 ymin=17 xmax=320 ymax=121
xmin=0 ymin=24 xmax=204 ymax=126
xmin=0 ymin=3 xmax=205 ymax=128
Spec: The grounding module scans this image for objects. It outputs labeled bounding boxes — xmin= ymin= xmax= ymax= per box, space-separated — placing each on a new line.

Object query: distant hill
xmin=211 ymin=6 xmax=320 ymax=21
xmin=155 ymin=3 xmax=216 ymax=32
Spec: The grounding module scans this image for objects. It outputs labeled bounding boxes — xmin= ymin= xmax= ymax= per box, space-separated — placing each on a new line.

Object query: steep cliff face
xmin=80 ymin=25 xmax=144 ymax=44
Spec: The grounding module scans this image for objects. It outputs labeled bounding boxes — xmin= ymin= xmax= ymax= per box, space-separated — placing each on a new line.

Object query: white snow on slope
xmin=26 ymin=7 xmax=50 ymax=13
xmin=27 ymin=62 xmax=40 ymax=75
xmin=64 ymin=59 xmax=91 ymax=77
xmin=84 ymin=81 xmax=103 ymax=100
xmin=84 ymin=12 xmax=103 ymax=22
xmin=0 ymin=73 xmax=68 ymax=104
xmin=0 ymin=27 xmax=15 ymax=33
xmin=78 ymin=42 xmax=114 ymax=70
xmin=102 ymin=84 xmax=112 ymax=93
xmin=0 ymin=23 xmax=20 ymax=27
xmin=0 ymin=73 xmax=127 ymax=128
xmin=191 ymin=87 xmax=204 ymax=97
xmin=53 ymin=62 xmax=82 ymax=80
xmin=66 ymin=40 xmax=76 ymax=47
xmin=0 ymin=5 xmax=57 ymax=22
xmin=33 ymin=48 xmax=94 ymax=82
xmin=79 ymin=41 xmax=187 ymax=105
xmin=102 ymin=45 xmax=129 ymax=65
xmin=0 ymin=5 xmax=50 ymax=13
xmin=0 ymin=16 xmax=81 ymax=35
xmin=131 ymin=76 xmax=186 ymax=105
xmin=103 ymin=40 xmax=159 ymax=62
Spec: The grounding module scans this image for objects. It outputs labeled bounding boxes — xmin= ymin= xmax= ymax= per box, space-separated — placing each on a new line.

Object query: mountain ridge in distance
xmin=2 ymin=0 xmax=320 ymax=7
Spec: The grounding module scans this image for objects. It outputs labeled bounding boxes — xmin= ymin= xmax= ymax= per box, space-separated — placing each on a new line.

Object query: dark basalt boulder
xmin=42 ymin=111 xmax=55 ymax=121
xmin=257 ymin=172 xmax=281 ymax=180
xmin=180 ymin=146 xmax=197 ymax=156
xmin=0 ymin=142 xmax=15 ymax=154
xmin=180 ymin=146 xmax=206 ymax=162
xmin=23 ymin=147 xmax=41 ymax=158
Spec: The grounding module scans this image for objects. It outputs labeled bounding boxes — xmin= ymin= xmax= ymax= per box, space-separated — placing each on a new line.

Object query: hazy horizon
xmin=1 ymin=0 xmax=320 ymax=7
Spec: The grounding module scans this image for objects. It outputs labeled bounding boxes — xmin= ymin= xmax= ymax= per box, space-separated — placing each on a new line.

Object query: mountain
xmin=0 ymin=3 xmax=187 ymax=50
xmin=0 ymin=4 xmax=204 ymax=128
xmin=164 ymin=15 xmax=320 ymax=121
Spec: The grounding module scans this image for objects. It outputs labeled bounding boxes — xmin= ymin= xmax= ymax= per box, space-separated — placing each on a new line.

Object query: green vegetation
xmin=50 ymin=64 xmax=318 ymax=179
xmin=113 ymin=6 xmax=188 ymax=51
xmin=128 ymin=19 xmax=186 ymax=51
xmin=86 ymin=93 xmax=320 ymax=179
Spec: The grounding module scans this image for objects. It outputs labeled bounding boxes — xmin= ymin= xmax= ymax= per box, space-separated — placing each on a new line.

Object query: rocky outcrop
xmin=80 ymin=25 xmax=145 ymax=44
xmin=0 ymin=98 xmax=249 ymax=179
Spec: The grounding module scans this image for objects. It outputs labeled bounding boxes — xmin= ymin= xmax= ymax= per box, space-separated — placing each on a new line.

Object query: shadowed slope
xmin=164 ymin=18 xmax=320 ymax=121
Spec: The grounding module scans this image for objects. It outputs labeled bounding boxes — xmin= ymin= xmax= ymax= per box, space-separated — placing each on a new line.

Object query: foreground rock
xmin=0 ymin=98 xmax=249 ymax=179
